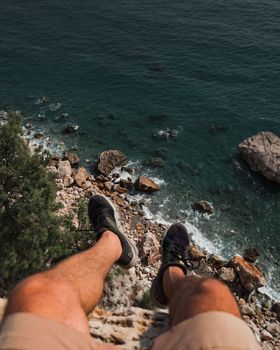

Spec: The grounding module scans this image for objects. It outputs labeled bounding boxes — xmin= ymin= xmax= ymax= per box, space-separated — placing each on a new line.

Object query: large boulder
xmin=97 ymin=150 xmax=127 ymax=176
xmin=230 ymin=255 xmax=266 ymax=291
xmin=135 ymin=176 xmax=160 ymax=192
xmin=239 ymin=131 xmax=280 ymax=183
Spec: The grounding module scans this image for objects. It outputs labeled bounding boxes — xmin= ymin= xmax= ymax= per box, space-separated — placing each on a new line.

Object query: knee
xmin=196 ymin=277 xmax=229 ymax=297
xmin=6 ymin=274 xmax=77 ymax=315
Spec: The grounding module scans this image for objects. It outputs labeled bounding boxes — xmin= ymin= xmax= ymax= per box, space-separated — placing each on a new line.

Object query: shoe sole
xmin=92 ymin=194 xmax=138 ymax=269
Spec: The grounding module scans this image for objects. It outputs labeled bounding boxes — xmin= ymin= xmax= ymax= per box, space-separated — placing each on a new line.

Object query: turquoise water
xmin=1 ymin=0 xmax=280 ymax=298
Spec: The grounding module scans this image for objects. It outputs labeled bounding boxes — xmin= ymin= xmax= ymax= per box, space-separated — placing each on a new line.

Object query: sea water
xmin=0 ymin=0 xmax=279 ymax=299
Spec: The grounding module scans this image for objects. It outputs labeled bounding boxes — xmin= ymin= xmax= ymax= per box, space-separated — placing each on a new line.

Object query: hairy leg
xmin=4 ymin=230 xmax=122 ymax=334
xmin=163 ymin=266 xmax=241 ymax=327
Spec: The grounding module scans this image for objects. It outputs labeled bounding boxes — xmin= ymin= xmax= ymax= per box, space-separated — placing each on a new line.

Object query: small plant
xmin=76 ymin=198 xmax=91 ymax=231
xmin=136 ymin=289 xmax=155 ymax=310
xmin=106 ymin=266 xmax=125 ymax=283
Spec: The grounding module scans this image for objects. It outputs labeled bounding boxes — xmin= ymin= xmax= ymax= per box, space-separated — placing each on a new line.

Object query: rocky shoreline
xmin=0 ymin=113 xmax=279 ymax=349
xmin=41 ymin=148 xmax=280 ymax=348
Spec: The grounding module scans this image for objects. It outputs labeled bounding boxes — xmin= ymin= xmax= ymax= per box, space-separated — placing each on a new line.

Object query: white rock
xmin=57 ymin=160 xmax=72 ymax=178
xmin=260 ymin=329 xmax=273 ymax=341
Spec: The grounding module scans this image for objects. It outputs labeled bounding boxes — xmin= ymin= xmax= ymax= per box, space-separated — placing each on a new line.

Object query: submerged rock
xmin=34 ymin=132 xmax=44 ymax=140
xmin=54 ymin=113 xmax=69 ymax=123
xmin=63 ymin=124 xmax=79 ymax=134
xmin=243 ymin=248 xmax=260 ymax=263
xmin=142 ymin=157 xmax=165 ymax=168
xmin=135 ymin=176 xmax=160 ymax=192
xmin=239 ymin=131 xmax=280 ymax=183
xmin=97 ymin=150 xmax=127 ymax=176
xmin=192 ymin=201 xmax=214 ymax=214
xmin=230 ymin=255 xmax=266 ymax=291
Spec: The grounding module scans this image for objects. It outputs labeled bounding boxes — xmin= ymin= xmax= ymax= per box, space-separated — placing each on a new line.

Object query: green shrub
xmin=0 ymin=113 xmax=71 ymax=290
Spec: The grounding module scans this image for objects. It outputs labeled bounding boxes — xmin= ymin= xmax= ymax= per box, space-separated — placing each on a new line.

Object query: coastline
xmin=1 ymin=110 xmax=279 ymax=348
xmin=49 ymin=147 xmax=280 ymax=349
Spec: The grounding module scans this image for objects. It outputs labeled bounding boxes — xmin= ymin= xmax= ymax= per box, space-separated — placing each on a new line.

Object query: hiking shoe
xmin=151 ymin=223 xmax=190 ymax=307
xmin=88 ymin=194 xmax=138 ymax=269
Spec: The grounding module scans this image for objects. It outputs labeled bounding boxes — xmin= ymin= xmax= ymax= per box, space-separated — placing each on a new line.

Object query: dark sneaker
xmin=151 ymin=223 xmax=190 ymax=307
xmin=88 ymin=194 xmax=138 ymax=269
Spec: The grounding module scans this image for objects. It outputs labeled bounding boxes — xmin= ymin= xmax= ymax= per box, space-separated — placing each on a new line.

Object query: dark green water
xmin=1 ymin=0 xmax=280 ymax=298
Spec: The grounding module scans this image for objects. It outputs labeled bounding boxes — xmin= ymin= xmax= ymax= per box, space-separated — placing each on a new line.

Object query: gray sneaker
xmin=151 ymin=223 xmax=190 ymax=307
xmin=88 ymin=194 xmax=138 ymax=269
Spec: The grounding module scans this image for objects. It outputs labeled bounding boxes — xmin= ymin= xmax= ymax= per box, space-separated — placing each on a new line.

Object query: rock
xmin=266 ymin=322 xmax=280 ymax=336
xmin=239 ymin=131 xmax=280 ymax=183
xmin=57 ymin=160 xmax=72 ymax=178
xmin=74 ymin=167 xmax=90 ymax=188
xmin=262 ymin=343 xmax=273 ymax=350
xmin=64 ymin=151 xmax=80 ymax=167
xmin=110 ymin=332 xmax=126 ymax=345
xmin=34 ymin=132 xmax=44 ymax=139
xmin=207 ymin=254 xmax=225 ymax=269
xmin=272 ymin=302 xmax=280 ymax=321
xmin=230 ymin=255 xmax=266 ymax=291
xmin=192 ymin=201 xmax=214 ymax=214
xmin=96 ymin=150 xmax=127 ymax=176
xmin=115 ymin=197 xmax=125 ymax=207
xmin=63 ymin=176 xmax=74 ymax=187
xmin=188 ymin=245 xmax=206 ymax=261
xmin=239 ymin=303 xmax=255 ymax=316
xmin=104 ymin=181 xmax=113 ymax=192
xmin=143 ymin=232 xmax=160 ymax=264
xmin=119 ymin=178 xmax=133 ymax=190
xmin=47 ymin=166 xmax=58 ymax=176
xmin=260 ymin=329 xmax=273 ymax=341
xmin=63 ymin=124 xmax=79 ymax=134
xmin=121 ymin=166 xmax=133 ymax=175
xmin=243 ymin=248 xmax=260 ymax=263
xmin=116 ymin=186 xmax=129 ymax=194
xmin=135 ymin=176 xmax=160 ymax=192
xmin=135 ymin=223 xmax=144 ymax=232
xmin=218 ymin=267 xmax=236 ymax=282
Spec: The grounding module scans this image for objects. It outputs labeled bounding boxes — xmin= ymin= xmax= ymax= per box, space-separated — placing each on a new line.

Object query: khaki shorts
xmin=0 ymin=311 xmax=260 ymax=350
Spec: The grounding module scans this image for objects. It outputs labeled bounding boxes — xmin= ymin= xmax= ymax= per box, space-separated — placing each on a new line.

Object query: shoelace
xmin=168 ymin=243 xmax=199 ymax=271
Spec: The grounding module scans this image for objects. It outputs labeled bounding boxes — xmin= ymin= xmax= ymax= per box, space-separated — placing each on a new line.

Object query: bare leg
xmin=4 ymin=230 xmax=122 ymax=334
xmin=163 ymin=266 xmax=241 ymax=327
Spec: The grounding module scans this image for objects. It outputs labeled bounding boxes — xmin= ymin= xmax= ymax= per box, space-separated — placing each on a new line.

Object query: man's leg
xmin=163 ymin=268 xmax=241 ymax=326
xmin=4 ymin=230 xmax=122 ymax=334
xmin=4 ymin=195 xmax=138 ymax=335
xmin=151 ymin=224 xmax=261 ymax=350
xmin=151 ymin=223 xmax=240 ymax=326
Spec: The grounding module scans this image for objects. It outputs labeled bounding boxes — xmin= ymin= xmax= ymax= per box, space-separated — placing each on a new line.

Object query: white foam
xmin=260 ymin=285 xmax=280 ymax=302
